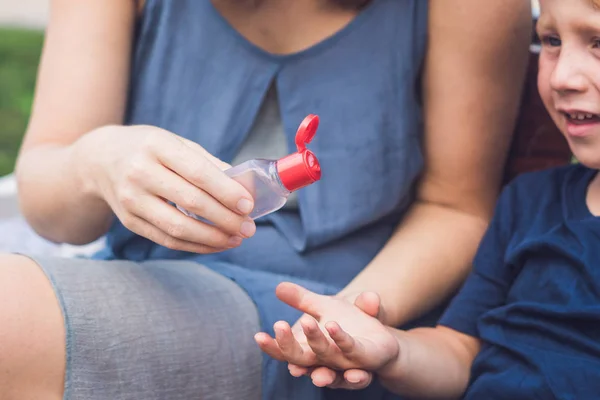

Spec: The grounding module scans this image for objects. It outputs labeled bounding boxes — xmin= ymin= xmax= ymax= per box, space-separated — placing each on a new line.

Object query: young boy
xmin=255 ymin=0 xmax=600 ymax=398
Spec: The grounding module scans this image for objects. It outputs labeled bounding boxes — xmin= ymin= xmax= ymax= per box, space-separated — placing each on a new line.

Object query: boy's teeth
xmin=568 ymin=112 xmax=596 ymax=120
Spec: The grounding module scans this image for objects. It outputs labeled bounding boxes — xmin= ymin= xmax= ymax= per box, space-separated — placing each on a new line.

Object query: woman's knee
xmin=0 ymin=253 xmax=65 ymax=400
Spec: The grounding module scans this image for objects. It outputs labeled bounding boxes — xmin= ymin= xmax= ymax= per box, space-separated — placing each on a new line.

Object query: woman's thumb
xmin=353 ymin=292 xmax=382 ymax=320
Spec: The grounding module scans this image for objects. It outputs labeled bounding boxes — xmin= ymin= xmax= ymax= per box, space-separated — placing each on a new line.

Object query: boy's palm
xmin=255 ymin=282 xmax=399 ymax=372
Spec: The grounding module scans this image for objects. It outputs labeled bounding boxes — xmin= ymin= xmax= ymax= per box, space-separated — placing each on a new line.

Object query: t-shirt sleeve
xmin=438 ymin=183 xmax=517 ymax=337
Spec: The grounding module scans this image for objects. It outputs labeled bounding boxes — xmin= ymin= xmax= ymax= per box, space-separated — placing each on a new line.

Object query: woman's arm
xmin=338 ymin=0 xmax=532 ymax=325
xmin=15 ymin=0 xmax=136 ymax=244
xmin=16 ymin=0 xmax=255 ymax=251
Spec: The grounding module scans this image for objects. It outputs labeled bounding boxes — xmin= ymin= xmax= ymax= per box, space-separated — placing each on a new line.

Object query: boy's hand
xmin=286 ymin=290 xmax=380 ymax=390
xmin=254 ymin=283 xmax=400 ymax=384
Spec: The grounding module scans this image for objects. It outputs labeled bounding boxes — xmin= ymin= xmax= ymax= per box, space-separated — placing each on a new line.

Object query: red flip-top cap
xmin=277 ymin=114 xmax=322 ymax=192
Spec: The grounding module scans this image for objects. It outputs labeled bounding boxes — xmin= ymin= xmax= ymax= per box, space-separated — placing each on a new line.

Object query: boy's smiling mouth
xmin=564 ymin=111 xmax=600 ymax=123
xmin=548 ymin=100 xmax=600 ymax=140
xmin=559 ymin=108 xmax=600 ymax=137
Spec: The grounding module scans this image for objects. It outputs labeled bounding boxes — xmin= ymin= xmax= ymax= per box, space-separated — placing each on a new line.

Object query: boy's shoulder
xmin=498 ymin=163 xmax=592 ymax=226
xmin=505 ymin=163 xmax=583 ymax=197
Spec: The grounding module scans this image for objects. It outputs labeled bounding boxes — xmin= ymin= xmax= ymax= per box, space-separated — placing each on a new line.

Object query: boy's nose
xmin=550 ymin=50 xmax=587 ymax=94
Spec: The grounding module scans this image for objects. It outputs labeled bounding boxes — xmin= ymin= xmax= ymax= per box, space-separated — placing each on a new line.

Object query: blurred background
xmin=0 ymin=0 xmax=47 ymax=177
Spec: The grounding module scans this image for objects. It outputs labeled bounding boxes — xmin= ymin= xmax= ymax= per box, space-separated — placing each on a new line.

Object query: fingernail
xmin=347 ymin=376 xmax=361 ymax=384
xmin=240 ymin=219 xmax=256 ymax=238
xmin=227 ymin=236 xmax=243 ymax=247
xmin=237 ymin=198 xmax=253 ymax=214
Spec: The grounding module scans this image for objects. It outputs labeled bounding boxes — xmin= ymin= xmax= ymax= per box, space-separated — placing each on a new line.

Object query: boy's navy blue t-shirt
xmin=439 ymin=164 xmax=600 ymax=399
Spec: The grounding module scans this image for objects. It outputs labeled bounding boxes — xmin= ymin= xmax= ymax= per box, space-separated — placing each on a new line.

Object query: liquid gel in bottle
xmin=179 ymin=114 xmax=322 ymax=220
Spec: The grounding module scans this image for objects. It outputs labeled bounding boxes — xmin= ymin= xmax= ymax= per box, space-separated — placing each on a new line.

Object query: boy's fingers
xmin=301 ymin=316 xmax=333 ymax=357
xmin=275 ymin=282 xmax=329 ymax=319
xmin=274 ymin=321 xmax=309 ymax=364
xmin=254 ymin=332 xmax=285 ymax=361
xmin=325 ymin=321 xmax=356 ymax=354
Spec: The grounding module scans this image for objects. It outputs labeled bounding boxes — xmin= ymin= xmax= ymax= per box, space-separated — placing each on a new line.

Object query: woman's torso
xmin=99 ymin=0 xmax=429 ymax=289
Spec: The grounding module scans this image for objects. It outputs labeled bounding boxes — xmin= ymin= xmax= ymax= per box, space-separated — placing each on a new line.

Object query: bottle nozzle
xmin=277 ymin=114 xmax=322 ymax=192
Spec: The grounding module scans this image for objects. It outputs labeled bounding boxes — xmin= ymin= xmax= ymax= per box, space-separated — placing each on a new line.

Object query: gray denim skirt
xmin=29 ymin=256 xmax=263 ymax=400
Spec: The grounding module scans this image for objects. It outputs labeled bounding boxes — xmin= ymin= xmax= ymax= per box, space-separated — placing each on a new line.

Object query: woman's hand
xmin=255 ymin=283 xmax=400 ymax=389
xmin=77 ymin=124 xmax=257 ymax=253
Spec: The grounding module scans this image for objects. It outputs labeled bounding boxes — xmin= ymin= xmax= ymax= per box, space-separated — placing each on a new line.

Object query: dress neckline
xmin=206 ymin=0 xmax=381 ymax=62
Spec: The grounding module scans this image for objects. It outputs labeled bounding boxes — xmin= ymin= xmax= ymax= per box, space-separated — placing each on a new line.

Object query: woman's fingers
xmin=141 ymin=163 xmax=255 ymax=238
xmin=155 ymin=135 xmax=255 ymax=215
xmin=310 ymin=366 xmax=339 ymax=387
xmin=353 ymin=291 xmax=381 ymax=319
xmin=288 ymin=364 xmax=310 ymax=377
xmin=177 ymin=136 xmax=232 ymax=171
xmin=118 ymin=212 xmax=224 ymax=254
xmin=341 ymin=369 xmax=373 ymax=390
xmin=310 ymin=367 xmax=372 ymax=390
xmin=129 ymin=194 xmax=243 ymax=249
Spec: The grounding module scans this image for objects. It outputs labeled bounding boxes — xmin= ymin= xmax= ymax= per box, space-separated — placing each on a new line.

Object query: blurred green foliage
xmin=0 ymin=27 xmax=44 ymax=176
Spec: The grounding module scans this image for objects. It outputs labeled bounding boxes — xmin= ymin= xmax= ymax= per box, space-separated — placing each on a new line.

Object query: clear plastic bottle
xmin=178 ymin=114 xmax=322 ymax=220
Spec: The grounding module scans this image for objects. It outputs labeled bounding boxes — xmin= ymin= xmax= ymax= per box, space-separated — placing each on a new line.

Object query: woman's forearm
xmin=338 ymin=201 xmax=489 ymax=326
xmin=338 ymin=0 xmax=531 ymax=326
xmin=16 ymin=134 xmax=113 ymax=245
xmin=378 ymin=326 xmax=479 ymax=399
xmin=12 ymin=0 xmax=137 ymax=244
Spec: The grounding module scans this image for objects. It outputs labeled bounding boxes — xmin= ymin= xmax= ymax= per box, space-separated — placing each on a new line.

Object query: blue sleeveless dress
xmin=94 ymin=0 xmax=429 ymax=398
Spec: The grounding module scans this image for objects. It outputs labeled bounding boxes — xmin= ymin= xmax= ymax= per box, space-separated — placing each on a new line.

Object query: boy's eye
xmin=593 ymin=38 xmax=600 ymax=49
xmin=541 ymin=35 xmax=562 ymax=47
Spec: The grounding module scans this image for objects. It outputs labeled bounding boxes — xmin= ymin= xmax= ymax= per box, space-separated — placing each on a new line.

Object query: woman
xmin=2 ymin=0 xmax=531 ymax=399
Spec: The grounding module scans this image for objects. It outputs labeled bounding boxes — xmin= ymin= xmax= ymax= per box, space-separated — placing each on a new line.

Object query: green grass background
xmin=0 ymin=27 xmax=44 ymax=177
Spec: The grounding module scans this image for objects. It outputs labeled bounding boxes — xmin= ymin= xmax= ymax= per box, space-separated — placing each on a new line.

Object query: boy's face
xmin=538 ymin=0 xmax=600 ymax=168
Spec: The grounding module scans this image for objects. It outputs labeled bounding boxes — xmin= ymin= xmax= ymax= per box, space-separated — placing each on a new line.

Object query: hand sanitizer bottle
xmin=179 ymin=114 xmax=322 ymax=220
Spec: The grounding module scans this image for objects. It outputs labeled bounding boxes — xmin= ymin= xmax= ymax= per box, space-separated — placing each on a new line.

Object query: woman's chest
xmin=210 ymin=0 xmax=362 ymax=54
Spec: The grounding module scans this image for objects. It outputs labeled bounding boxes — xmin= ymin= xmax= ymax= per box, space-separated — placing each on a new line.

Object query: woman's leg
xmin=0 ymin=253 xmax=66 ymax=400
xmin=0 ymin=255 xmax=262 ymax=400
